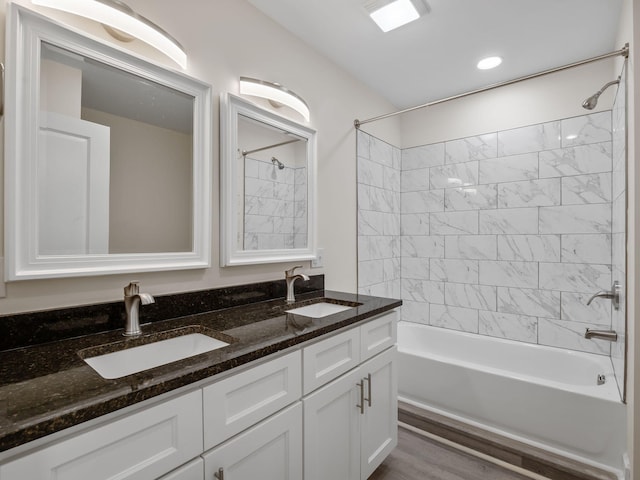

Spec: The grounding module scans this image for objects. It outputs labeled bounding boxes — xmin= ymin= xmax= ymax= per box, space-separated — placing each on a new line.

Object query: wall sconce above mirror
xmin=31 ymin=0 xmax=188 ymax=69
xmin=5 ymin=4 xmax=212 ymax=280
xmin=220 ymin=93 xmax=317 ymax=266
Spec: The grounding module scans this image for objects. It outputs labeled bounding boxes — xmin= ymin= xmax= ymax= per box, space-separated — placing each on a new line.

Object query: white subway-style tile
xmin=402 ymin=300 xmax=429 ymax=325
xmin=402 ymin=143 xmax=445 ymax=170
xmin=402 ymin=278 xmax=445 ymax=304
xmin=561 ymin=173 xmax=611 ymax=205
xmin=561 ymin=112 xmax=612 ymax=147
xmin=478 ymin=260 xmax=538 ymax=288
xmin=445 ymin=184 xmax=497 ymax=211
xmin=445 ymin=133 xmax=497 ymax=164
xmin=479 ymin=208 xmax=539 ymax=235
xmin=431 ymin=211 xmax=479 ymax=235
xmin=357 ymin=157 xmax=384 ymax=188
xmin=401 ymin=235 xmax=445 ymax=258
xmin=430 ymin=304 xmax=479 ymax=333
xmin=561 ymin=234 xmax=611 ymax=265
xmin=445 ymin=282 xmax=497 ymax=311
xmin=370 ymin=135 xmax=394 ymax=167
xmin=497 ymin=121 xmax=561 ymax=156
xmin=478 ymin=153 xmax=539 ymax=184
xmin=539 ymin=262 xmax=611 ymax=293
xmin=430 ymin=161 xmax=478 ymax=189
xmin=497 ymin=235 xmax=560 ymax=262
xmin=497 ymin=287 xmax=560 ymax=319
xmin=401 ymin=190 xmax=445 ymax=214
xmin=401 ymin=169 xmax=429 ymax=192
xmin=430 ymin=258 xmax=479 ymax=284
xmin=539 ymin=204 xmax=611 ymax=234
xmin=478 ymin=311 xmax=538 ymax=343
xmin=401 ymin=213 xmax=430 ymax=235
xmin=539 ymin=143 xmax=612 ymax=178
xmin=497 ymin=179 xmax=561 ymax=208
xmin=445 ymin=235 xmax=497 ymax=260
xmin=401 ymin=257 xmax=431 ymax=280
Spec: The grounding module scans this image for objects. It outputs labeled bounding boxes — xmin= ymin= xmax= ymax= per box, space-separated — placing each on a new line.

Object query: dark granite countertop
xmin=0 ymin=289 xmax=401 ymax=453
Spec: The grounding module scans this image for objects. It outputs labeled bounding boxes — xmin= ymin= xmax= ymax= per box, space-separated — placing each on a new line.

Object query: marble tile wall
xmin=611 ymin=66 xmax=627 ymax=398
xmin=400 ymin=111 xmax=616 ymax=356
xmin=357 ymin=130 xmax=401 ymax=298
xmin=244 ymin=157 xmax=307 ymax=249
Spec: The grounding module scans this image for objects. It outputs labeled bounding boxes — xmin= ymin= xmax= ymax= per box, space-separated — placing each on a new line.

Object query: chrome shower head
xmin=582 ymin=77 xmax=621 ymax=110
xmin=271 ymin=157 xmax=285 ymax=170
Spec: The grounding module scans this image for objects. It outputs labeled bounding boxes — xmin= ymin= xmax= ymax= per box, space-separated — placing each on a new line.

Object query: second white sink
xmin=84 ymin=333 xmax=229 ymax=379
xmin=285 ymin=302 xmax=354 ymax=318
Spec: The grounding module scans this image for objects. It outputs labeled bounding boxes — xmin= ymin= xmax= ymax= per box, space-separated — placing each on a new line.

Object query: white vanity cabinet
xmin=0 ymin=310 xmax=397 ymax=480
xmin=0 ymin=390 xmax=204 ymax=480
xmin=303 ymin=311 xmax=398 ymax=480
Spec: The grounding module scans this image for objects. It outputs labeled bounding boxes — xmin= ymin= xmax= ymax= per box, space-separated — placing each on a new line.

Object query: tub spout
xmin=584 ymin=329 xmax=618 ymax=342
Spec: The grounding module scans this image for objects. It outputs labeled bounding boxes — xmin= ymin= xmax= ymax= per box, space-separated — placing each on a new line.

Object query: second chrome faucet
xmin=285 ymin=266 xmax=310 ymax=303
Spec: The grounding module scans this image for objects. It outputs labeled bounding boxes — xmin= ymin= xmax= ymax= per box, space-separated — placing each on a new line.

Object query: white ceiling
xmin=248 ymin=0 xmax=624 ymax=109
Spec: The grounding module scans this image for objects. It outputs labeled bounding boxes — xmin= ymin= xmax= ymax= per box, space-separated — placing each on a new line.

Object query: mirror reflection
xmin=238 ymin=115 xmax=308 ymax=251
xmin=38 ymin=42 xmax=194 ymax=255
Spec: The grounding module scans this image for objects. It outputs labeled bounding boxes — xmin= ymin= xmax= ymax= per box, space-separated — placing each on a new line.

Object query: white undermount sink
xmin=285 ymin=301 xmax=354 ymax=318
xmin=83 ymin=333 xmax=229 ymax=379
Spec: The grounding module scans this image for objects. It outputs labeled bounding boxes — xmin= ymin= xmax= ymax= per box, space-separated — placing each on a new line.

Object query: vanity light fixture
xmin=477 ymin=56 xmax=503 ymax=70
xmin=365 ymin=0 xmax=426 ymax=33
xmin=239 ymin=77 xmax=310 ymax=122
xmin=31 ymin=0 xmax=188 ymax=69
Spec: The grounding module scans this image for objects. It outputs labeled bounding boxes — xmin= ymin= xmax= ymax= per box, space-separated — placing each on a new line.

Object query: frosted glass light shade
xmin=369 ymin=0 xmax=420 ymax=33
xmin=31 ymin=0 xmax=187 ymax=69
xmin=239 ymin=77 xmax=310 ymax=122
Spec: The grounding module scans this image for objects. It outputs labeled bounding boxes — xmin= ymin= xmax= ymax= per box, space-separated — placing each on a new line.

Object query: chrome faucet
xmin=285 ymin=266 xmax=310 ymax=303
xmin=586 ymin=281 xmax=620 ymax=310
xmin=123 ymin=281 xmax=155 ymax=337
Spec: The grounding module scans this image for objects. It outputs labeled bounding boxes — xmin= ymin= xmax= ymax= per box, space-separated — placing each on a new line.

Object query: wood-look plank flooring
xmin=369 ymin=426 xmax=536 ymax=480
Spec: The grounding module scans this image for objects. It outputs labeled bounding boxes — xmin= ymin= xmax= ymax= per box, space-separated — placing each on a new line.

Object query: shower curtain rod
xmin=241 ymin=138 xmax=301 ymax=157
xmin=354 ymin=44 xmax=629 ymax=128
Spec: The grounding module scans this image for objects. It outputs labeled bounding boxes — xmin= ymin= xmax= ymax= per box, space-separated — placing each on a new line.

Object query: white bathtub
xmin=397 ymin=322 xmax=627 ymax=476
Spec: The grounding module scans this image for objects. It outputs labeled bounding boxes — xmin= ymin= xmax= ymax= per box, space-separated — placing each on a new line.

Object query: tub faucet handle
xmin=586 ymin=281 xmax=620 ymax=310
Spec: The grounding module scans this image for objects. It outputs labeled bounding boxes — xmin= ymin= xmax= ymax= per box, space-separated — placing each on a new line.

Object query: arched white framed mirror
xmin=220 ymin=93 xmax=317 ymax=266
xmin=5 ymin=4 xmax=212 ymax=280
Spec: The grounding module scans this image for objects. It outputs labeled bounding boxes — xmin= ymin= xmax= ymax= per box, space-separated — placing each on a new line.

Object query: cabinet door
xmin=159 ymin=458 xmax=203 ymax=480
xmin=360 ymin=346 xmax=398 ymax=479
xmin=304 ymin=367 xmax=362 ymax=480
xmin=202 ymin=402 xmax=302 ymax=480
xmin=0 ymin=390 xmax=203 ymax=480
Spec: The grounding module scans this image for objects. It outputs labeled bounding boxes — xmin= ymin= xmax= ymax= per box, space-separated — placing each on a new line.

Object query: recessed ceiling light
xmin=368 ymin=0 xmax=420 ymax=32
xmin=477 ymin=56 xmax=503 ymax=70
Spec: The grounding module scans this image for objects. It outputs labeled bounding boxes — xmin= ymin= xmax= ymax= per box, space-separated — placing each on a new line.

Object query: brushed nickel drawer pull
xmin=364 ymin=373 xmax=372 ymax=408
xmin=356 ymin=380 xmax=365 ymax=414
xmin=214 ymin=467 xmax=224 ymax=480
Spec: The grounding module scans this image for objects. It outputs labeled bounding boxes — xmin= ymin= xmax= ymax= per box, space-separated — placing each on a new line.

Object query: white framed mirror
xmin=220 ymin=93 xmax=317 ymax=266
xmin=5 ymin=4 xmax=212 ymax=280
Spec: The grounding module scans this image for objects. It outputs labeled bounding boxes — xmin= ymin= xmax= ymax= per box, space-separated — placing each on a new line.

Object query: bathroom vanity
xmin=0 ymin=282 xmax=400 ymax=480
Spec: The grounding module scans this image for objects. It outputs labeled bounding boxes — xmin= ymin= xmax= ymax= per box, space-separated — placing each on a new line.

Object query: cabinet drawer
xmin=0 ymin=390 xmax=203 ymax=480
xmin=202 ymin=402 xmax=302 ymax=480
xmin=360 ymin=311 xmax=397 ymax=362
xmin=303 ymin=327 xmax=361 ymax=395
xmin=203 ymin=350 xmax=301 ymax=449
